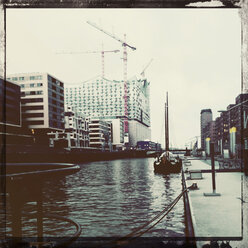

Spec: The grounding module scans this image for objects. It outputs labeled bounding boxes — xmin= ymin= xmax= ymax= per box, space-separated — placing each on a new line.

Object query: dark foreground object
xmin=154 ymin=158 xmax=182 ymax=174
xmin=2 ymin=163 xmax=81 ymax=247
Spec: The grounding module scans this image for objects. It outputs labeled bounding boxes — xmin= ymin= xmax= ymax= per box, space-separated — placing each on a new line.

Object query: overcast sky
xmin=6 ymin=8 xmax=241 ymax=148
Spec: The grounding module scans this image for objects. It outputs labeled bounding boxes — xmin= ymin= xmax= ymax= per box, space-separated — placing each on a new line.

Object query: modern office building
xmin=88 ymin=118 xmax=112 ymax=150
xmin=202 ymin=93 xmax=248 ymax=173
xmin=105 ymin=118 xmax=124 ymax=150
xmin=200 ymin=109 xmax=213 ymax=149
xmin=202 ymin=93 xmax=248 ymax=158
xmin=214 ymin=116 xmax=227 ymax=154
xmin=48 ymin=106 xmax=89 ymax=149
xmin=129 ymin=119 xmax=151 ymax=147
xmin=202 ymin=120 xmax=216 ymax=154
xmin=7 ymin=73 xmax=65 ymax=145
xmin=65 ymin=76 xmax=151 ymax=146
xmin=227 ymin=94 xmax=248 ymax=157
xmin=0 ymin=77 xmax=32 ymax=146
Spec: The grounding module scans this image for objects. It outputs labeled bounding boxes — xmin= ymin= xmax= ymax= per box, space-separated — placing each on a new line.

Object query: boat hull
xmin=154 ymin=159 xmax=182 ymax=174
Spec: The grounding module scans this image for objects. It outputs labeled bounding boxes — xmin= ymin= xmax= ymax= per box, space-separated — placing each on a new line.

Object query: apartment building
xmin=104 ymin=118 xmax=124 ymax=150
xmin=7 ymin=73 xmax=65 ymax=145
xmin=89 ymin=119 xmax=112 ymax=150
xmin=0 ymin=77 xmax=32 ymax=146
xmin=48 ymin=106 xmax=89 ymax=149
xmin=65 ymin=76 xmax=151 ymax=146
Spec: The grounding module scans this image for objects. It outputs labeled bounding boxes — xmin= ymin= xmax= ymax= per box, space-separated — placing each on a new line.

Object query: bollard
xmin=204 ymin=142 xmax=221 ymax=197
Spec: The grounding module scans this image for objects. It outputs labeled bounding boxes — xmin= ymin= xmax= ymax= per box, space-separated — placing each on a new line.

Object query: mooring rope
xmin=113 ymin=188 xmax=188 ymax=245
xmin=20 ymin=186 xmax=190 ymax=248
xmin=93 ymin=186 xmax=190 ymax=248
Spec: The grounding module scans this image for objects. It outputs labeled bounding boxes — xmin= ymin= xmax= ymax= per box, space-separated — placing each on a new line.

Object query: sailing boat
xmin=153 ymin=92 xmax=182 ymax=174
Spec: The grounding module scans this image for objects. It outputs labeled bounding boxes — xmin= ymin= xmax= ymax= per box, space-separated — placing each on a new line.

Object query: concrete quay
xmin=182 ymin=158 xmax=244 ymax=248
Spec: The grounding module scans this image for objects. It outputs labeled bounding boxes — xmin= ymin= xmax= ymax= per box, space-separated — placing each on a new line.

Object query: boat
xmin=154 ymin=152 xmax=182 ymax=174
xmin=153 ymin=92 xmax=182 ymax=174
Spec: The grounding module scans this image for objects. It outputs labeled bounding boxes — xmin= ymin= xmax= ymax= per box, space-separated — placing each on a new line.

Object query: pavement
xmin=183 ymin=158 xmax=243 ymax=248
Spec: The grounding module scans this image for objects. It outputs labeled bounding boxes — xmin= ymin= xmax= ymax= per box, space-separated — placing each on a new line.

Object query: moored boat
xmin=154 ymin=152 xmax=182 ymax=174
xmin=154 ymin=92 xmax=182 ymax=174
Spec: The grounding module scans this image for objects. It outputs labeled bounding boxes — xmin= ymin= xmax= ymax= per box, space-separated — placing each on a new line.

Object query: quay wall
xmin=4 ymin=146 xmax=152 ymax=163
xmin=181 ymin=169 xmax=196 ymax=248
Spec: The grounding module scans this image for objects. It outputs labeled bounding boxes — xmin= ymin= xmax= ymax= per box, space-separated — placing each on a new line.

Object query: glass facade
xmin=65 ymin=76 xmax=150 ymax=127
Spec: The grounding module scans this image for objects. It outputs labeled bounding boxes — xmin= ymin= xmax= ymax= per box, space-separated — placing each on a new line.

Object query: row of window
xmin=48 ymin=84 xmax=64 ymax=94
xmin=23 ymin=112 xmax=44 ymax=118
xmin=7 ymin=75 xmax=43 ymax=81
xmin=21 ymin=98 xmax=43 ymax=103
xmin=24 ymin=120 xmax=44 ymax=125
xmin=21 ymin=105 xmax=44 ymax=111
xmin=21 ymin=91 xmax=43 ymax=96
xmin=21 ymin=82 xmax=43 ymax=88
xmin=49 ymin=99 xmax=64 ymax=107
xmin=66 ymin=80 xmax=134 ymax=89
xmin=48 ymin=77 xmax=63 ymax=88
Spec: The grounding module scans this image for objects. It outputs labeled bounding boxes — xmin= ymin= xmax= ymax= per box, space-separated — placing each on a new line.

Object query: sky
xmin=6 ymin=8 xmax=241 ymax=148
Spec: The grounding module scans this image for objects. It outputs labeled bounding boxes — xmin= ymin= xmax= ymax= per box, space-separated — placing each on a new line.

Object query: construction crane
xmin=87 ymin=21 xmax=136 ymax=51
xmin=57 ymin=48 xmax=120 ymax=78
xmin=140 ymin=59 xmax=153 ymax=78
xmin=87 ymin=20 xmax=136 ymax=144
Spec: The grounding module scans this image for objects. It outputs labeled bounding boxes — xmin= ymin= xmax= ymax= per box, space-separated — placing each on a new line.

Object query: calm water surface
xmin=7 ymin=158 xmax=185 ymax=238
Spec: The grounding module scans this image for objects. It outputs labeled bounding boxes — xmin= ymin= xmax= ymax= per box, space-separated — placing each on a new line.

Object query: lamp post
xmin=204 ymin=142 xmax=221 ymax=197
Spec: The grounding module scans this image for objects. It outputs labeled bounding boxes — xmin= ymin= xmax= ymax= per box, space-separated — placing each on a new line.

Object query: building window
xmin=26 ymin=120 xmax=44 ymax=125
xmin=23 ymin=112 xmax=44 ymax=118
xmin=21 ymin=98 xmax=43 ymax=103
xmin=22 ymin=105 xmax=44 ymax=111
xmin=30 ymin=75 xmax=42 ymax=80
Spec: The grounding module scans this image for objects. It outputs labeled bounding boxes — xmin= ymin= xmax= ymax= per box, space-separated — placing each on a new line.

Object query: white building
xmin=7 ymin=72 xmax=65 ymax=145
xmin=129 ymin=120 xmax=151 ymax=147
xmin=105 ymin=118 xmax=124 ymax=150
xmin=65 ymin=76 xmax=151 ymax=147
xmin=48 ymin=106 xmax=90 ymax=149
xmin=89 ymin=119 xmax=112 ymax=151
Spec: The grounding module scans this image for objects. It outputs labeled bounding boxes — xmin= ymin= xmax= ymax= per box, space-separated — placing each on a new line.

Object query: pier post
xmin=204 ymin=142 xmax=221 ymax=196
xmin=210 ymin=143 xmax=216 ymax=193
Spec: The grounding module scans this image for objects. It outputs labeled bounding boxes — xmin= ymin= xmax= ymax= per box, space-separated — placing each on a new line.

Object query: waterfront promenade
xmin=183 ymin=158 xmax=244 ymax=248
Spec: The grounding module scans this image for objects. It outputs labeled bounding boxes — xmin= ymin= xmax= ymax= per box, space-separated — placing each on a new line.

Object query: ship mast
xmin=165 ymin=92 xmax=169 ymax=153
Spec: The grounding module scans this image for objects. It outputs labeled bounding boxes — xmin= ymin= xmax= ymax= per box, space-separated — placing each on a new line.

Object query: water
xmin=6 ymin=158 xmax=185 ymax=238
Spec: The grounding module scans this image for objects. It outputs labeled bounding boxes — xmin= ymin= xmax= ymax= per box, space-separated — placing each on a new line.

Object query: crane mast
xmin=87 ymin=21 xmax=136 ymax=144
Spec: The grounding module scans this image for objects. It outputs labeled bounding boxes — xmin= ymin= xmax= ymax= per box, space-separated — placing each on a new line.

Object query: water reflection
xmin=6 ymin=158 xmax=185 ymax=239
xmin=64 ymin=158 xmax=185 ymax=237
